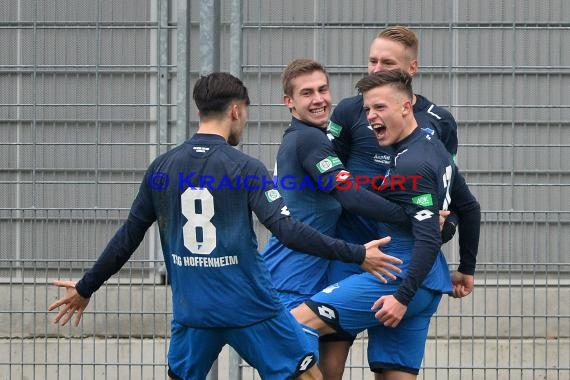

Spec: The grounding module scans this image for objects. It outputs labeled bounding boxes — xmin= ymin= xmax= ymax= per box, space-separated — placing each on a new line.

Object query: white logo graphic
xmin=281 ymin=206 xmax=290 ymax=216
xmin=414 ymin=209 xmax=434 ymax=221
xmin=181 ymin=188 xmax=216 ymax=254
xmin=442 ymin=165 xmax=452 ymax=210
xmin=322 ymin=283 xmax=340 ymax=294
xmin=335 ymin=170 xmax=350 ymax=182
xmin=298 ymin=354 xmax=314 ymax=371
xmin=317 ymin=305 xmax=336 ymax=320
xmin=427 ymin=104 xmax=442 ymax=120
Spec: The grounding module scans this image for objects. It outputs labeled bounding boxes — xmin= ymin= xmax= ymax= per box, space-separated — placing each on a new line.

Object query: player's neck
xmin=197 ymin=119 xmax=231 ymax=142
xmin=394 ymin=119 xmax=419 ymax=144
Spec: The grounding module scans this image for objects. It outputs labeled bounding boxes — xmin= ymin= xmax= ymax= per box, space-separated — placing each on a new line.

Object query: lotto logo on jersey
xmin=264 ymin=189 xmax=281 ymax=203
xmin=414 ymin=209 xmax=434 ymax=221
xmin=316 ymin=156 xmax=342 ymax=173
xmin=412 ymin=193 xmax=433 ymax=207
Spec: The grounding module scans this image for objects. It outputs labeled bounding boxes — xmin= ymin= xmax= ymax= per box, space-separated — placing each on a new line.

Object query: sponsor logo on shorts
xmin=297 ymin=354 xmax=315 ymax=372
xmin=317 ymin=305 xmax=336 ymax=320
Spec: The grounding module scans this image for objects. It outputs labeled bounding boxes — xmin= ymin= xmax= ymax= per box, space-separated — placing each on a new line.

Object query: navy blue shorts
xmin=167 ymin=309 xmax=319 ymax=379
xmin=309 ymin=272 xmax=441 ymax=374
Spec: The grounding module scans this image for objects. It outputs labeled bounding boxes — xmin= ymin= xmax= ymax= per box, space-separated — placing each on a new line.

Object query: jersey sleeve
xmin=267 ymin=217 xmax=365 ymax=264
xmin=330 ymin=186 xmax=408 ymax=224
xmin=392 ymin=164 xmax=447 ymax=305
xmin=449 ymin=170 xmax=481 ymax=275
xmin=296 ymin=128 xmax=347 ymax=192
xmin=244 ymin=158 xmax=366 ymax=264
xmin=328 ymin=99 xmax=354 ymax=164
xmin=439 ymin=112 xmax=459 ymax=159
xmin=75 ymin=166 xmax=158 ymax=298
xmin=244 ymin=158 xmax=291 ymax=227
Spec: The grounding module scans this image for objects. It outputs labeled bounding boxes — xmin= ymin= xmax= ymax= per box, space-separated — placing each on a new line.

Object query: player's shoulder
xmin=333 ymin=94 xmax=363 ymax=115
xmin=414 ymin=94 xmax=456 ymax=123
xmin=410 ymin=130 xmax=453 ymax=164
xmin=220 ymin=144 xmax=264 ymax=170
xmin=287 ymin=119 xmax=330 ymax=142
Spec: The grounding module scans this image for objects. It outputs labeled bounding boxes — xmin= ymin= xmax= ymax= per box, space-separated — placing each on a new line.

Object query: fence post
xmin=228 ymin=347 xmax=243 ymax=380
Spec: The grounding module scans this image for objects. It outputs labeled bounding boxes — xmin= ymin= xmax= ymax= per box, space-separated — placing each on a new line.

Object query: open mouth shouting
xmin=372 ymin=123 xmax=387 ymax=141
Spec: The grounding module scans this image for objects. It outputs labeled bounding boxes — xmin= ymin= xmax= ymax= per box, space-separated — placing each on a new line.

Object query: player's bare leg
xmin=319 ymin=340 xmax=351 ymax=380
xmin=290 ymin=303 xmax=336 ymax=334
xmin=297 ymin=364 xmax=323 ymax=380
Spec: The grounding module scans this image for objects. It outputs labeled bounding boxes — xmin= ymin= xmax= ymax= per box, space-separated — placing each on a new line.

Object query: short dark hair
xmin=281 ymin=59 xmax=329 ymax=97
xmin=355 ymin=70 xmax=413 ymax=101
xmin=193 ymin=72 xmax=250 ymax=117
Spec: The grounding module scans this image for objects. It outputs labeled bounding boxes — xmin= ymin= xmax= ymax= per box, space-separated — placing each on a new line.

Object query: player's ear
xmin=402 ymin=98 xmax=413 ymax=116
xmin=230 ymin=103 xmax=239 ymax=120
xmin=409 ymin=59 xmax=418 ymax=76
xmin=283 ymin=94 xmax=294 ymax=112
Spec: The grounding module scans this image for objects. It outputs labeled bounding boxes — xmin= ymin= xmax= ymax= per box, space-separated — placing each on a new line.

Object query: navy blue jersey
xmin=75 ymin=133 xmax=370 ymax=328
xmin=329 ymin=94 xmax=473 ymax=302
xmin=414 ymin=94 xmax=458 ymax=159
xmin=373 ymin=128 xmax=455 ymax=303
xmin=328 ymin=93 xmax=457 ymax=175
xmin=328 ymin=93 xmax=460 ymax=260
xmin=262 ymin=117 xmax=346 ymax=295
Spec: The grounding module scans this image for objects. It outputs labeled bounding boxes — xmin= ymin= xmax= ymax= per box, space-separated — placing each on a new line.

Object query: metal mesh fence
xmin=1 ymin=0 xmax=569 ymax=379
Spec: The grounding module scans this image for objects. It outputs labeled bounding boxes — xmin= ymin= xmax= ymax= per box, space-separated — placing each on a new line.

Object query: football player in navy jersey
xmin=48 ymin=72 xmax=406 ymax=380
xmin=292 ymin=70 xmax=480 ymax=380
xmin=262 ymin=59 xmax=410 ymax=311
xmin=323 ymin=25 xmax=464 ymax=379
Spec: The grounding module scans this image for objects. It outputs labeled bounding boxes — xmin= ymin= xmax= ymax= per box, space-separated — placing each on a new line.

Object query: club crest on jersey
xmin=327 ymin=121 xmax=343 ymax=137
xmin=421 ymin=127 xmax=435 ymax=136
xmin=316 ymin=156 xmax=342 ymax=173
xmin=412 ymin=193 xmax=433 ymax=207
xmin=264 ymin=189 xmax=281 ymax=203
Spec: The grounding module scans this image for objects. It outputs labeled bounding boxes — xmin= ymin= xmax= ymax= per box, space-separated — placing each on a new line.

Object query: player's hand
xmin=450 ymin=271 xmax=474 ymax=298
xmin=371 ymin=295 xmax=407 ymax=328
xmin=361 ymin=236 xmax=402 ymax=283
xmin=48 ymin=280 xmax=90 ymax=327
xmin=439 ymin=210 xmax=450 ymax=231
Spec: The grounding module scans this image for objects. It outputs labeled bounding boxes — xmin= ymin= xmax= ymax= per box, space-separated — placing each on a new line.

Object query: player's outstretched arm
xmin=268 ymin=216 xmax=402 ymax=279
xmin=48 ymin=280 xmax=90 ymax=327
xmin=361 ymin=236 xmax=402 ymax=283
